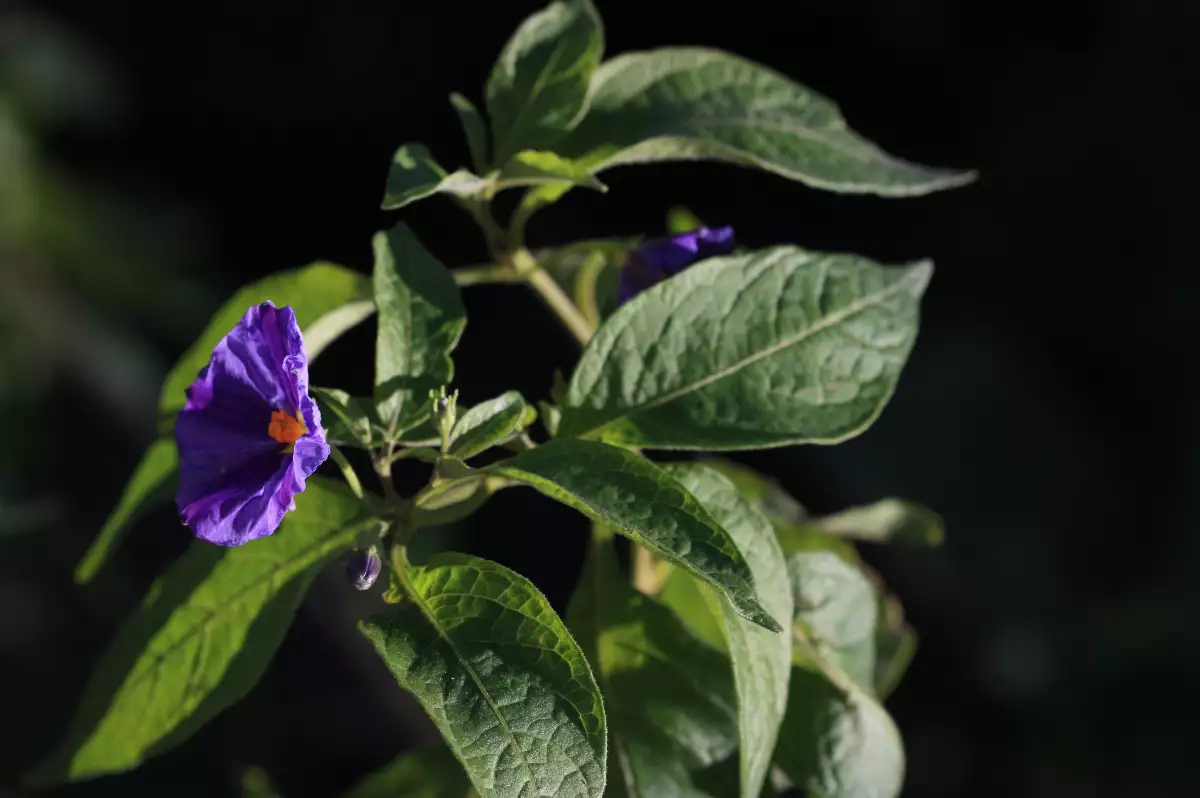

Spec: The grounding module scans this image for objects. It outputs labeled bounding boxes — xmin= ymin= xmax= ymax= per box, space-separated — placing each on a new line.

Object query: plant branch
xmin=328 ymin=445 xmax=364 ymax=499
xmin=517 ymin=250 xmax=595 ymax=347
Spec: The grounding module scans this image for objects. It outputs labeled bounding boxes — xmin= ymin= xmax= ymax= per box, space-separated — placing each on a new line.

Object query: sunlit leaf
xmin=486 ymin=0 xmax=603 ymax=164
xmin=32 ymin=479 xmax=367 ymax=784
xmin=381 ymin=144 xmax=488 ymax=210
xmin=563 ymin=48 xmax=974 ymax=196
xmin=361 ymin=553 xmax=606 ymax=798
xmin=560 ymin=247 xmax=931 ymax=450
xmin=373 ymin=224 xmax=467 ymax=438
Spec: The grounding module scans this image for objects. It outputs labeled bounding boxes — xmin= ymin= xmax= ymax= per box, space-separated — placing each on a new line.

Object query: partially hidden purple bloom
xmin=347 ymin=546 xmax=382 ymax=591
xmin=175 ymin=301 xmax=330 ymax=546
xmin=617 ymin=225 xmax=735 ymax=305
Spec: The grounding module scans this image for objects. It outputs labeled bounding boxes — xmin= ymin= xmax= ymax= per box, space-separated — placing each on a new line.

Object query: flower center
xmin=268 ymin=409 xmax=307 ymax=445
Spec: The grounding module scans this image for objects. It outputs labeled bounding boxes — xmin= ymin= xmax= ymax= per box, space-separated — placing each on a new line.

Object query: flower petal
xmin=185 ymin=302 xmax=308 ymax=414
xmin=179 ymin=455 xmax=294 ymax=546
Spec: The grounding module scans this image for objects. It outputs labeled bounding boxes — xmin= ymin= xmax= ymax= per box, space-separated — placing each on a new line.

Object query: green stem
xmin=518 ymin=250 xmax=596 ymax=347
xmin=375 ymin=455 xmax=398 ymax=503
xmin=453 ymin=265 xmax=524 ymax=286
xmin=457 ymin=197 xmax=508 ymax=257
xmin=328 ymin=445 xmax=364 ymax=499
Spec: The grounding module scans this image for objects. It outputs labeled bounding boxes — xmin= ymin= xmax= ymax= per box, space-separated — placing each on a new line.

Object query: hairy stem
xmin=327 ymin=445 xmax=364 ymax=499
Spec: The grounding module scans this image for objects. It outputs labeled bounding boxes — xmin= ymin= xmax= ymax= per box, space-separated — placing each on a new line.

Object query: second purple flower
xmin=617 ymin=225 xmax=735 ymax=305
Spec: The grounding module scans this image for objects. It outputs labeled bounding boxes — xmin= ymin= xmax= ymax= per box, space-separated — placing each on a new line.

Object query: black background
xmin=3 ymin=0 xmax=1199 ymax=796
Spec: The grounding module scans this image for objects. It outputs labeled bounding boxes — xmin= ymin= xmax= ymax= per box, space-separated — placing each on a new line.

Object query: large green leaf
xmin=161 ymin=261 xmax=372 ymax=414
xmin=558 ymin=247 xmax=931 ymax=450
xmin=360 ymin=553 xmax=606 ymax=798
xmin=31 ymin=478 xmax=367 ymax=784
xmin=448 ymin=391 xmax=535 ymax=460
xmin=775 ymin=551 xmax=904 ymax=798
xmin=74 ymin=437 xmax=177 ymax=584
xmin=381 ymin=143 xmax=488 ymax=210
xmin=77 ymin=262 xmax=372 ymax=584
xmin=662 ymin=465 xmax=792 ymax=798
xmin=487 ymin=439 xmax=781 ymax=632
xmin=561 ymin=48 xmax=974 ymax=196
xmin=567 ymin=529 xmax=736 ymax=798
xmin=485 ymin=0 xmax=603 ymax=164
xmin=344 ymin=743 xmax=477 ymax=798
xmin=373 ymin=224 xmax=467 ymax=437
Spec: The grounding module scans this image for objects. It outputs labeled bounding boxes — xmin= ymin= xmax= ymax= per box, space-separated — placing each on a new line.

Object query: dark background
xmin=2 ymin=0 xmax=1198 ymax=796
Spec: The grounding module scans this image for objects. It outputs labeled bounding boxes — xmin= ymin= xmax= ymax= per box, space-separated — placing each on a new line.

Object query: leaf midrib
xmin=492 ymin=463 xmax=754 ymax=608
xmin=571 ymin=263 xmax=925 ymax=437
xmin=397 ymin=563 xmax=540 ymax=795
xmin=121 ymin=521 xmax=360 ymax=698
xmin=494 ymin=28 xmax=573 ymax=164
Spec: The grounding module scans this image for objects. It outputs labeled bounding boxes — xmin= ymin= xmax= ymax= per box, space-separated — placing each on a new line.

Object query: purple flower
xmin=175 ymin=301 xmax=330 ymax=546
xmin=617 ymin=225 xmax=735 ymax=304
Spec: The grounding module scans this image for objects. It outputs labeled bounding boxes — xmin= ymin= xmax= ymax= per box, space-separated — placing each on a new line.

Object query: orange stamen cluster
xmin=268 ymin=409 xmax=307 ymax=445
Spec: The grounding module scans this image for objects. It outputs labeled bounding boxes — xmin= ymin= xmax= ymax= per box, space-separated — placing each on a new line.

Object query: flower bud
xmin=431 ymin=385 xmax=459 ymax=450
xmin=347 ymin=545 xmax=382 ymax=591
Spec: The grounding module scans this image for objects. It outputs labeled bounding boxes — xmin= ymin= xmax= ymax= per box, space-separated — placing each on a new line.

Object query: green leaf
xmin=373 ymin=223 xmax=467 ymax=437
xmin=31 ymin=478 xmax=367 ymax=785
xmin=78 ymin=262 xmax=371 ymax=584
xmin=567 ymin=529 xmax=737 ymax=798
xmin=486 ymin=0 xmax=604 ymax=164
xmin=815 ymin=499 xmax=944 ymax=546
xmin=775 ymin=551 xmax=904 ymax=798
xmin=451 ymin=93 xmax=490 ymax=175
xmin=873 ymin=593 xmax=917 ymax=701
xmin=775 ymin=667 xmax=904 ymax=798
xmin=558 ymin=247 xmax=931 ymax=450
xmin=662 ymin=464 xmax=792 ymax=798
xmin=448 ymin=391 xmax=535 ymax=460
xmin=344 ymin=743 xmax=477 ymax=798
xmin=410 ymin=476 xmax=500 ymax=529
xmin=789 ymin=551 xmax=877 ymax=694
xmin=487 ymin=439 xmax=781 ymax=632
xmin=561 ymin=48 xmax=975 ymax=196
xmin=161 ymin=261 xmax=372 ymax=414
xmin=74 ymin=437 xmax=177 ymax=584
xmin=381 ymin=143 xmax=488 ymax=210
xmin=360 ymin=553 xmax=606 ymax=798
xmin=314 ymin=387 xmax=383 ymax=450
xmin=493 ymin=150 xmax=607 ymax=193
